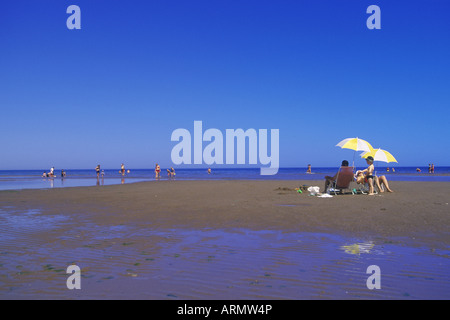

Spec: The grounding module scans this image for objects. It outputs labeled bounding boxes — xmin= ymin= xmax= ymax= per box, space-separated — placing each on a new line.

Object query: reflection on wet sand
xmin=0 ymin=214 xmax=448 ymax=299
xmin=41 ymin=178 xmax=55 ymax=188
xmin=341 ymin=242 xmax=375 ymax=255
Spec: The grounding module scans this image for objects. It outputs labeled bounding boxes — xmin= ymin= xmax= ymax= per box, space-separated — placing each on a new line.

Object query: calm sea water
xmin=0 ymin=167 xmax=449 ymax=191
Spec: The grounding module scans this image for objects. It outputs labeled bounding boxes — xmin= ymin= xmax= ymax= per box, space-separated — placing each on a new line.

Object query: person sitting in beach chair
xmin=356 ymin=156 xmax=393 ymax=195
xmin=323 ymin=160 xmax=355 ymax=195
xmin=355 ymin=171 xmax=393 ymax=194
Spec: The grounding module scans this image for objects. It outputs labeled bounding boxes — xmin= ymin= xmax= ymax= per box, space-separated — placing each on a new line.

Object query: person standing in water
xmin=96 ymin=165 xmax=101 ymax=179
xmin=155 ymin=163 xmax=161 ymax=179
xmin=121 ymin=163 xmax=125 ymax=176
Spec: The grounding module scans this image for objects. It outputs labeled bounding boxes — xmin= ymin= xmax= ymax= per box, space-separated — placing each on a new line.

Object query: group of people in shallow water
xmin=153 ymin=163 xmax=175 ymax=179
xmin=42 ymin=167 xmax=65 ymax=178
xmin=43 ymin=164 xmax=214 ymax=180
xmin=416 ymin=164 xmax=435 ymax=173
xmin=323 ymin=156 xmax=394 ymax=195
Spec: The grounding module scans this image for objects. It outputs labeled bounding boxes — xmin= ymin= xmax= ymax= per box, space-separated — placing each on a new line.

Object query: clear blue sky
xmin=1 ymin=0 xmax=449 ymax=170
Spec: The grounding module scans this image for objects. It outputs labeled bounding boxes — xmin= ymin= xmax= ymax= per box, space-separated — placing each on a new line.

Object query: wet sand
xmin=1 ymin=180 xmax=448 ymax=246
xmin=0 ymin=180 xmax=449 ymax=299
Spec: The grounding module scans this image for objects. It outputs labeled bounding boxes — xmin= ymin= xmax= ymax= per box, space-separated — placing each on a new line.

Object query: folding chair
xmin=327 ymin=166 xmax=356 ymax=195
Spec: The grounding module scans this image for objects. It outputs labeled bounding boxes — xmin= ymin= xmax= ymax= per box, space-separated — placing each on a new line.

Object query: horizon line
xmin=0 ymin=165 xmax=446 ymax=171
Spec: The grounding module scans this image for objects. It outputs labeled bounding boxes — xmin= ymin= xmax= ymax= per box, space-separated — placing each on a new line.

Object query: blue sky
xmin=1 ymin=0 xmax=449 ymax=170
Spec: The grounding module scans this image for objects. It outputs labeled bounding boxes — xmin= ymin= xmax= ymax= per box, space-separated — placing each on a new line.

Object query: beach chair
xmin=327 ymin=166 xmax=356 ymax=195
xmin=356 ymin=172 xmax=383 ymax=194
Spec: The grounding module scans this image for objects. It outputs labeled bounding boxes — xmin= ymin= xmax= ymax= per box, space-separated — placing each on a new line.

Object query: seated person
xmin=323 ymin=160 xmax=349 ymax=193
xmin=356 ymin=156 xmax=393 ymax=194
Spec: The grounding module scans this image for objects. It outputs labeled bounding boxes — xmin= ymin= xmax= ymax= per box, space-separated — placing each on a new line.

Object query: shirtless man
xmin=323 ymin=160 xmax=349 ymax=193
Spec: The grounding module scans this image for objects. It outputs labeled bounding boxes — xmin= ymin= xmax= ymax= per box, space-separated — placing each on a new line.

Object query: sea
xmin=0 ymin=166 xmax=449 ymax=191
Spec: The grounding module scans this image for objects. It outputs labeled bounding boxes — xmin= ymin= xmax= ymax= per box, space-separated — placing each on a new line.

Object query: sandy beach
xmin=1 ymin=180 xmax=449 ymax=299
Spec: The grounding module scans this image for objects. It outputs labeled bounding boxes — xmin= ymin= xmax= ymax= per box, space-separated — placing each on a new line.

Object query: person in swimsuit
xmin=96 ymin=165 xmax=101 ymax=178
xmin=121 ymin=163 xmax=125 ymax=176
xmin=155 ymin=164 xmax=161 ymax=179
xmin=357 ymin=156 xmax=376 ymax=195
xmin=355 ymin=171 xmax=393 ymax=193
xmin=356 ymin=156 xmax=393 ymax=195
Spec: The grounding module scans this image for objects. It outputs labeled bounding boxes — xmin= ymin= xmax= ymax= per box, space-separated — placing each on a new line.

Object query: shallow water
xmin=1 ymin=167 xmax=449 ymax=191
xmin=0 ymin=208 xmax=448 ymax=299
xmin=0 ymin=177 xmax=151 ymax=191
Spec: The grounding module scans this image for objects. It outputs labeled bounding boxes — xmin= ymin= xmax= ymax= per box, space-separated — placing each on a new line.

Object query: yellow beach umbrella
xmin=336 ymin=137 xmax=374 ymax=153
xmin=361 ymin=148 xmax=398 ymax=163
xmin=336 ymin=137 xmax=374 ymax=167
